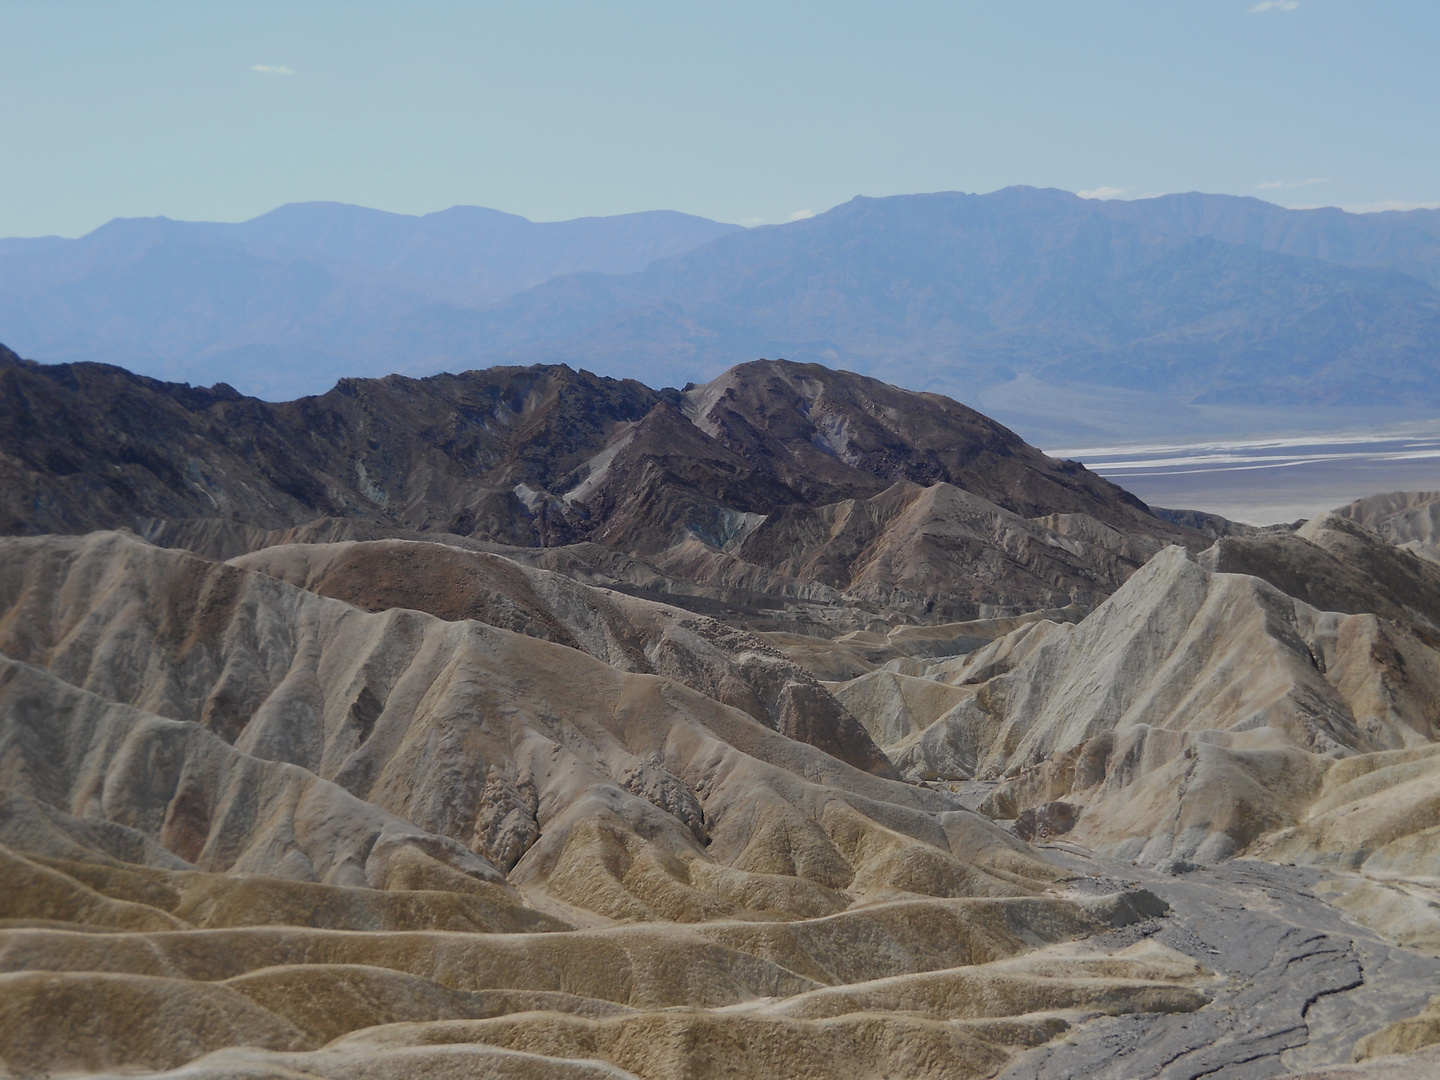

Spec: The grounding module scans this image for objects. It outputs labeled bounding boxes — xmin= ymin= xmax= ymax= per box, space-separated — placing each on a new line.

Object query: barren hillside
xmin=2 ymin=352 xmax=1439 ymax=1079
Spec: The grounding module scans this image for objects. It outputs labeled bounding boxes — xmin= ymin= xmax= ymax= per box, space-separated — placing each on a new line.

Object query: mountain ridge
xmin=4 ymin=189 xmax=1440 ymax=407
xmin=0 ymin=203 xmax=741 ymax=397
xmin=463 ymin=188 xmax=1440 ymax=405
xmin=0 ymin=344 xmax=1193 ymax=626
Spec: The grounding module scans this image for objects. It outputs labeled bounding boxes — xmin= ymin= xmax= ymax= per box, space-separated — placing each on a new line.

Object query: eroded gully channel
xmin=998 ymin=851 xmax=1440 ymax=1080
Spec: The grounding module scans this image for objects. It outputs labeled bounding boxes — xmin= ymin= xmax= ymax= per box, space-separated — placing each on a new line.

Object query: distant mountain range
xmin=0 ymin=205 xmax=740 ymax=397
xmin=3 ymin=188 xmax=1439 ymax=413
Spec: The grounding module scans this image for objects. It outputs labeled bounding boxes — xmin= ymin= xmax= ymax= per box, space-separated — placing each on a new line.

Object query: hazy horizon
xmin=3 ymin=1 xmax=1437 ymax=238
xmin=7 ymin=183 xmax=1437 ymax=243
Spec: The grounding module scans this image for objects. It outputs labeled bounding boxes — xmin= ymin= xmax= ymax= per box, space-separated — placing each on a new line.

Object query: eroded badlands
xmin=2 ymin=357 xmax=1439 ymax=1078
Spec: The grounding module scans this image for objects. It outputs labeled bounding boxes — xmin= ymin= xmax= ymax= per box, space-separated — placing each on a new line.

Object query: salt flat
xmin=1056 ymin=423 xmax=1440 ymax=525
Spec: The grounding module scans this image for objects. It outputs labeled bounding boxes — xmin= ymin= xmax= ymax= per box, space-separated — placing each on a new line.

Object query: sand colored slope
xmin=0 ymin=521 xmax=1200 ymax=1076
xmin=1354 ymin=994 xmax=1440 ymax=1060
xmin=0 ymin=970 xmax=309 ymax=1076
xmin=122 ymin=1043 xmax=647 ymax=1080
xmin=756 ymin=604 xmax=1087 ymax=683
xmin=296 ymin=936 xmax=1209 ymax=1080
xmin=827 ymin=669 xmax=976 ymax=746
xmin=1252 ymin=744 xmax=1440 ymax=883
xmin=0 ymin=840 xmax=572 ymax=934
xmin=0 ymin=845 xmax=186 ymax=931
xmin=0 ymin=892 xmax=1155 ymax=1003
xmin=195 ymin=966 xmax=1202 ymax=1080
xmin=321 ymin=1011 xmax=1064 ymax=1080
xmin=0 ymin=531 xmax=1067 ymax=924
xmin=0 ymin=658 xmax=516 ymax=897
xmin=1336 ymin=490 xmax=1440 ymax=566
xmin=826 ymin=546 xmax=1440 ymax=865
xmin=229 ymin=537 xmax=894 ymax=777
xmin=0 ymin=886 xmax=1187 ymax=1077
xmin=123 ymin=1017 xmax=1047 ymax=1080
xmin=0 ymin=525 xmax=1418 ymax=1076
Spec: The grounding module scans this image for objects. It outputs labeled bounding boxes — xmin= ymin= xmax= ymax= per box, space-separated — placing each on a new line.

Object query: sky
xmin=1 ymin=0 xmax=1438 ymax=238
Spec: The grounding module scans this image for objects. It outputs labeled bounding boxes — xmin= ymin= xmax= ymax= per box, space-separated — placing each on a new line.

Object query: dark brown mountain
xmin=0 ymin=343 xmax=1197 ymax=620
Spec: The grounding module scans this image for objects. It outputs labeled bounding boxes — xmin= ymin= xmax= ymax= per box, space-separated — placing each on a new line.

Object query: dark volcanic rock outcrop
xmin=0 ymin=345 xmax=1196 ymax=618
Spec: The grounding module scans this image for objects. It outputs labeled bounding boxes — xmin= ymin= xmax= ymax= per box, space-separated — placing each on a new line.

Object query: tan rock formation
xmin=1335 ymin=491 xmax=1440 ymax=566
xmin=826 ymin=546 xmax=1440 ymax=869
xmin=0 ymin=528 xmax=1218 ymax=1078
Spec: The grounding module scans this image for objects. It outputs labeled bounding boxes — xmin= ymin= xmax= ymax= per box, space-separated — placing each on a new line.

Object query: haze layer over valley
xmin=3 ymin=348 xmax=1440 ymax=1078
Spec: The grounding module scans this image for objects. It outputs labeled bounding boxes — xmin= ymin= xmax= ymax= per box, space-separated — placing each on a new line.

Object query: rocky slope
xmin=1197 ymin=512 xmax=1440 ymax=639
xmin=4 ymin=355 xmax=1440 ymax=1078
xmin=0 ymin=529 xmax=1215 ymax=1078
xmin=1335 ymin=490 xmax=1440 ymax=565
xmin=836 ymin=546 xmax=1440 ymax=865
xmin=0 ymin=347 xmax=1193 ymax=624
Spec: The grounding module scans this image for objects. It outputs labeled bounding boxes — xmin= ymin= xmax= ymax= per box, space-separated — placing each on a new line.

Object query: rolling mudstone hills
xmin=2 ymin=345 xmax=1440 ymax=1078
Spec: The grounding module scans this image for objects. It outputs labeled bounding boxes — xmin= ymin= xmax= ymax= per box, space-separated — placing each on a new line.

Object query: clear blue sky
xmin=2 ymin=1 xmax=1437 ymax=237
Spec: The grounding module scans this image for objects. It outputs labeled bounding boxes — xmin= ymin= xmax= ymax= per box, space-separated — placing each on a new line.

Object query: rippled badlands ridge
xmin=3 ymin=354 xmax=1440 ymax=1078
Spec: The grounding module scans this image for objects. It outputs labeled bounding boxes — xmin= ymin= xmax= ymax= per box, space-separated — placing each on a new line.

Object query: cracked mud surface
xmin=1001 ymin=852 xmax=1440 ymax=1080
